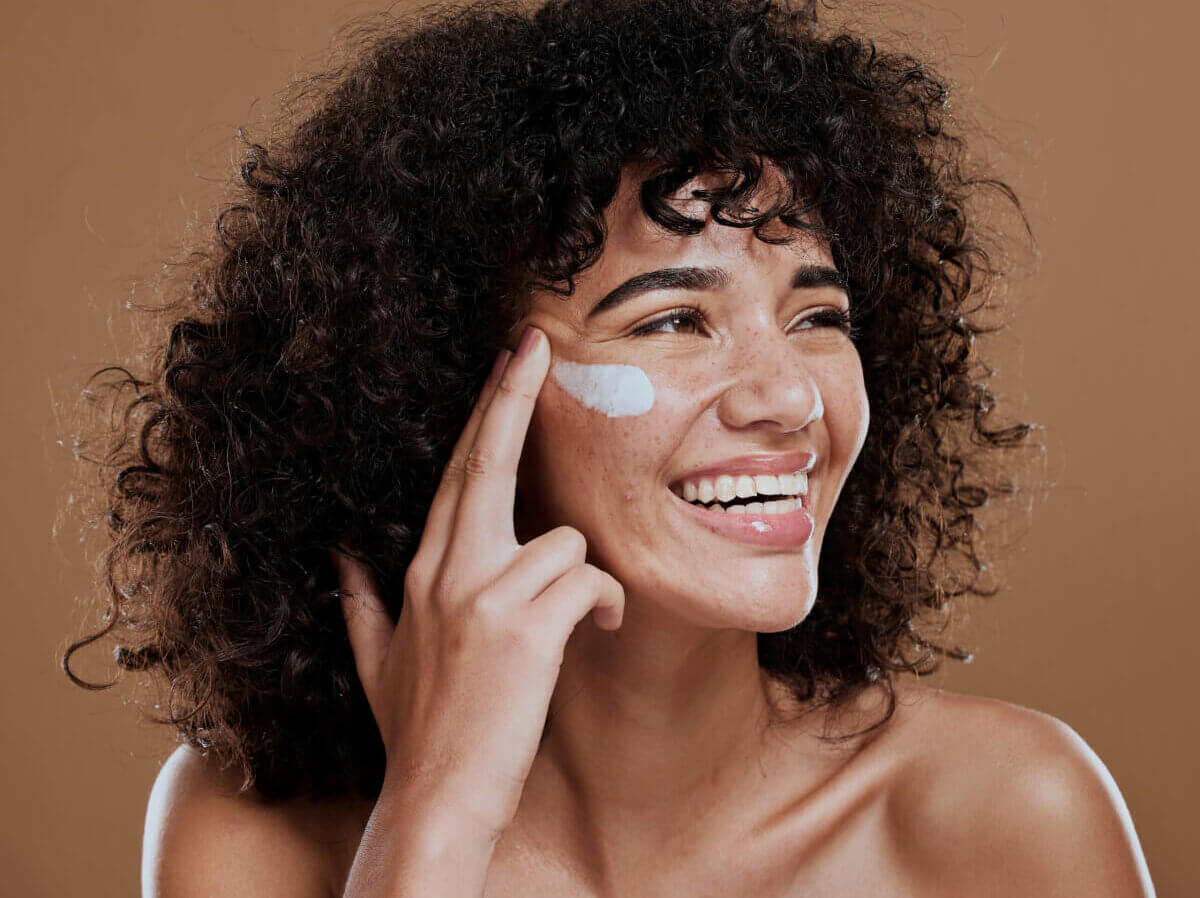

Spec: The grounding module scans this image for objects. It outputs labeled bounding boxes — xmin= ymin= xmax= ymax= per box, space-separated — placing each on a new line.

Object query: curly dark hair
xmin=61 ymin=0 xmax=1037 ymax=801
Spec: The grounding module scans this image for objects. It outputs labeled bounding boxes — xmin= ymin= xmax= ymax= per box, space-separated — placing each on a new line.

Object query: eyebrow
xmin=586 ymin=264 xmax=849 ymax=318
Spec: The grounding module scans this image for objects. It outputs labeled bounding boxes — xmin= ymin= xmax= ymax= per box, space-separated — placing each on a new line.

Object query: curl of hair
xmin=62 ymin=0 xmax=1038 ymax=800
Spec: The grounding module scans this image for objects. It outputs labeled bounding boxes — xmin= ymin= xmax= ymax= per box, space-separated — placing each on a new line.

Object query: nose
xmin=715 ymin=329 xmax=824 ymax=434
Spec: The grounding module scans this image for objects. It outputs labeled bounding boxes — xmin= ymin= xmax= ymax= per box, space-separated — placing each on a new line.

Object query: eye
xmin=796 ymin=307 xmax=856 ymax=337
xmin=631 ymin=307 xmax=707 ymax=337
xmin=632 ymin=305 xmax=857 ymax=339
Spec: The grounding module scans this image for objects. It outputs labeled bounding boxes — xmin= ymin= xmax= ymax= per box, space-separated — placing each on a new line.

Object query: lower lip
xmin=670 ymin=489 xmax=815 ymax=548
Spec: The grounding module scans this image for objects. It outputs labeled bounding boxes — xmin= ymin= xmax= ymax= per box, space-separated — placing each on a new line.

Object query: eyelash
xmin=631 ymin=305 xmax=859 ymax=339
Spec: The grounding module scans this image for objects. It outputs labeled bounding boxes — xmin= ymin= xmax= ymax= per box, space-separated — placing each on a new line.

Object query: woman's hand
xmin=329 ymin=325 xmax=625 ymax=841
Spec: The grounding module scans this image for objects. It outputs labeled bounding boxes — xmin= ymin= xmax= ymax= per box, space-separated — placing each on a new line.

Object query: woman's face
xmin=512 ymin=165 xmax=869 ymax=632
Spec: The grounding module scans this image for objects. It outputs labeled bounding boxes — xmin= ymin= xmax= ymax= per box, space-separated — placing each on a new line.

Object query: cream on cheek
xmin=550 ymin=358 xmax=655 ymax=417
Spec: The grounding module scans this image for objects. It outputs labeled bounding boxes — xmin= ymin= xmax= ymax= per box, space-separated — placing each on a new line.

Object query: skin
xmin=140 ymin=160 xmax=1157 ymax=897
xmin=497 ymin=161 xmax=872 ymax=891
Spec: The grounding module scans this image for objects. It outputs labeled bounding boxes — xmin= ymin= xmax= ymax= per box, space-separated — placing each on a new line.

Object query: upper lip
xmin=668 ymin=450 xmax=817 ymax=488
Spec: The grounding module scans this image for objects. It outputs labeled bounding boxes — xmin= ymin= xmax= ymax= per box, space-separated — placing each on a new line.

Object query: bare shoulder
xmin=886 ymin=683 xmax=1156 ymax=897
xmin=143 ymin=744 xmax=369 ymax=898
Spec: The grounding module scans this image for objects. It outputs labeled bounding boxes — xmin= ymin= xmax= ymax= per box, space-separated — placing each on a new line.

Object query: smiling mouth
xmin=667 ymin=470 xmax=810 ymax=514
xmin=664 ymin=479 xmax=816 ymax=547
xmin=669 ymin=489 xmax=810 ymax=515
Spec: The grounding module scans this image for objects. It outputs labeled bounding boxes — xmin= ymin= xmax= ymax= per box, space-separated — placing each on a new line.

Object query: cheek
xmin=822 ymin=357 xmax=870 ymax=465
xmin=551 ymin=358 xmax=654 ymax=417
xmin=522 ymin=362 xmax=669 ymax=512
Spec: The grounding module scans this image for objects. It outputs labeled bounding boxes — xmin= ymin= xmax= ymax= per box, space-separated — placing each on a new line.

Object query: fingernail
xmin=517 ymin=325 xmax=541 ymax=358
xmin=489 ymin=348 xmax=513 ymax=384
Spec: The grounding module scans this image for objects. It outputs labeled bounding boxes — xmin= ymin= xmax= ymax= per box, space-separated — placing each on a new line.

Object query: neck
xmin=514 ymin=597 xmax=817 ymax=881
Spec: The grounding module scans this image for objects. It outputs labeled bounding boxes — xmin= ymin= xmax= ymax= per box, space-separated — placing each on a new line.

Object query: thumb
xmin=329 ymin=545 xmax=394 ymax=699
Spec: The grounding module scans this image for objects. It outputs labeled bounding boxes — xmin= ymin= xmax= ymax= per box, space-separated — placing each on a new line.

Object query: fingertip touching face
xmin=512 ymin=162 xmax=869 ymax=633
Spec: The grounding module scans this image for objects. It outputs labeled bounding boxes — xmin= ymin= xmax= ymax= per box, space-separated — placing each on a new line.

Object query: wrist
xmin=379 ymin=767 xmax=506 ymax=848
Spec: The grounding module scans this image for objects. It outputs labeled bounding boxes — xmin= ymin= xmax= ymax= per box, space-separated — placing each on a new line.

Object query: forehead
xmin=535 ymin=161 xmax=835 ymax=318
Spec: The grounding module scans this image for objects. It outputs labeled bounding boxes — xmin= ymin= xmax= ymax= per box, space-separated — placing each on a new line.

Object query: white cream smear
xmin=551 ymin=358 xmax=655 ymax=417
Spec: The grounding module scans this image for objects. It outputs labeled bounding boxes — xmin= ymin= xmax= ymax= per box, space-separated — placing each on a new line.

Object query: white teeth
xmin=735 ymin=475 xmax=756 ymax=498
xmin=711 ymin=497 xmax=800 ymax=516
xmin=777 ymin=472 xmax=808 ymax=495
xmin=715 ymin=475 xmax=737 ymax=502
xmin=753 ymin=474 xmax=780 ymax=495
xmin=677 ymin=469 xmax=809 ymax=504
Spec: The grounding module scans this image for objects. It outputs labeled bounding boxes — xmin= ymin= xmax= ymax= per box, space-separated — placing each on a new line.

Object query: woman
xmin=63 ymin=0 xmax=1154 ymax=894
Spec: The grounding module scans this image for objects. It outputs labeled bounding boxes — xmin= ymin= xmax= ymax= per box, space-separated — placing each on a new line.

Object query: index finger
xmin=417 ymin=344 xmax=515 ymax=562
xmin=449 ymin=324 xmax=549 ymax=555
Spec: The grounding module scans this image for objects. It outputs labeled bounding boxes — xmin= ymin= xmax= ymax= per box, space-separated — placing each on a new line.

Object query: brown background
xmin=4 ymin=0 xmax=1195 ymax=895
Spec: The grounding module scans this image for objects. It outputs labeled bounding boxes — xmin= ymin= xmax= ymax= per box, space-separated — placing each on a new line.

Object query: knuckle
xmin=495 ymin=375 xmax=536 ymax=403
xmin=470 ymin=591 xmax=548 ymax=659
xmin=402 ymin=562 xmax=428 ymax=600
xmin=579 ymin=563 xmax=620 ymax=599
xmin=471 ymin=588 xmax=507 ymax=623
xmin=553 ymin=526 xmax=588 ymax=561
xmin=463 ymin=445 xmax=493 ymax=478
xmin=577 ymin=563 xmax=606 ymax=591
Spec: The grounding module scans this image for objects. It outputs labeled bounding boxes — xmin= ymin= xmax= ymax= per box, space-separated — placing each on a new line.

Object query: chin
xmin=745 ymin=588 xmax=818 ymax=633
xmin=627 ymin=567 xmax=819 ymax=633
xmin=709 ymin=599 xmax=816 ymax=634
